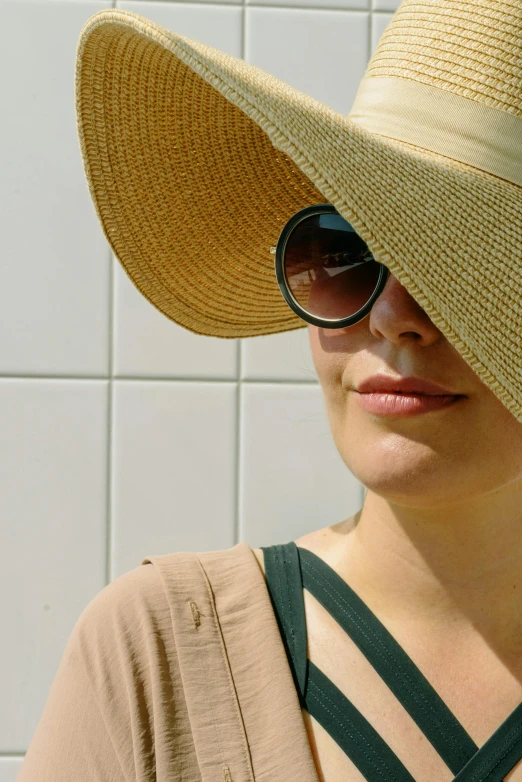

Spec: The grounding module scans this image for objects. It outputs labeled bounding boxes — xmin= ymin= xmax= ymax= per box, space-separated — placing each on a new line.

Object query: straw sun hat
xmin=75 ymin=0 xmax=522 ymax=424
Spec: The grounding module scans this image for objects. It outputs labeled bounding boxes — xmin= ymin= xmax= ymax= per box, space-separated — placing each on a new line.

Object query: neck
xmin=331 ymin=481 xmax=522 ymax=651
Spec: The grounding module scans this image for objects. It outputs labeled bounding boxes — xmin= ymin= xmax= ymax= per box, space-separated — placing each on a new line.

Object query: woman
xmin=19 ymin=0 xmax=522 ymax=780
xmin=253 ymin=296 xmax=522 ymax=780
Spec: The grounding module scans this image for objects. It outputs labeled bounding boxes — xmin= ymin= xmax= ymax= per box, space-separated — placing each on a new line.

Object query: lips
xmin=355 ymin=374 xmax=461 ymax=396
xmin=356 ymin=391 xmax=463 ymax=417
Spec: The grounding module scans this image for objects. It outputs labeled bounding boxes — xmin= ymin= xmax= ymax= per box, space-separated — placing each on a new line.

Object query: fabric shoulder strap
xmin=260 ymin=542 xmax=309 ymax=702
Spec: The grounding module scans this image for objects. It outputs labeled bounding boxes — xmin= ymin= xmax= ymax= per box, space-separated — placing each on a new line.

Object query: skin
xmin=304 ymin=271 xmax=522 ymax=650
xmin=251 ymin=272 xmax=522 ymax=775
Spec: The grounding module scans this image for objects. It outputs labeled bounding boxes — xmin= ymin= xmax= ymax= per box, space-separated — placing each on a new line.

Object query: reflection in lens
xmin=283 ymin=213 xmax=381 ymax=320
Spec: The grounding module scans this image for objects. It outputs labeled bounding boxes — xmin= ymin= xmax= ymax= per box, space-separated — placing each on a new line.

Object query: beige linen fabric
xmin=17 ymin=543 xmax=319 ymax=782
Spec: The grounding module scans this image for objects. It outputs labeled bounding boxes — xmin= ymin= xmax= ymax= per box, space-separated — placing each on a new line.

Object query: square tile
xmin=246 ymin=8 xmax=370 ymax=115
xmin=112 ymin=380 xmax=237 ymax=574
xmin=373 ymin=0 xmax=401 ymax=12
xmin=0 ymin=759 xmax=22 ymax=782
xmin=113 ymin=3 xmax=243 ymax=379
xmin=117 ymin=1 xmax=243 ymax=40
xmin=247 ymin=0 xmax=369 ymax=9
xmin=372 ymin=11 xmax=396 ymax=52
xmin=1 ymin=1 xmax=113 ymax=375
xmin=114 ymin=260 xmax=238 ymax=378
xmin=241 ymin=328 xmax=317 ymax=382
xmin=0 ymin=379 xmax=108 ymax=749
xmin=240 ymin=383 xmax=363 ymax=547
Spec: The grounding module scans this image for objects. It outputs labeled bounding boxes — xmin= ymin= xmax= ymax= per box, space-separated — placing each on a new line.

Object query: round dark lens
xmin=283 ymin=213 xmax=381 ymax=320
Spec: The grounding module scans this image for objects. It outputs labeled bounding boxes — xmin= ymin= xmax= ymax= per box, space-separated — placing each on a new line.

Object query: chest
xmin=302 ymin=587 xmax=522 ymax=782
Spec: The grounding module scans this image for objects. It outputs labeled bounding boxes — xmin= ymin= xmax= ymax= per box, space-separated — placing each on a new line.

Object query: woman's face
xmin=308 ymin=272 xmax=522 ymax=507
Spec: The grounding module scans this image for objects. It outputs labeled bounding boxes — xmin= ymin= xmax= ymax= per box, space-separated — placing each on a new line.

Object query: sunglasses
xmin=271 ymin=203 xmax=390 ymax=329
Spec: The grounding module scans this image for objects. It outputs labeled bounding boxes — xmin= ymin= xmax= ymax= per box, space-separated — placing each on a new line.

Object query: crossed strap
xmin=261 ymin=542 xmax=522 ymax=782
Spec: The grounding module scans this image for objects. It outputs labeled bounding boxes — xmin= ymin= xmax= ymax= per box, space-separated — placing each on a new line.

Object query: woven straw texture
xmin=75 ymin=0 xmax=522 ymax=424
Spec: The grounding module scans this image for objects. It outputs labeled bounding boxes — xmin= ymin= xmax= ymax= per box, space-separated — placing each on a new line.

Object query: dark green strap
xmin=261 ymin=543 xmax=308 ymax=700
xmin=452 ymin=701 xmax=522 ymax=782
xmin=306 ymin=661 xmax=415 ymax=781
xmin=298 ymin=544 xmax=479 ymax=774
xmin=261 ymin=542 xmax=522 ymax=782
xmin=262 ymin=543 xmax=416 ymax=781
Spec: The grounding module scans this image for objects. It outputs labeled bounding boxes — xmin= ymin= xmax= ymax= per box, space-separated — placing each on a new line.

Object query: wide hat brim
xmin=75 ymin=9 xmax=522 ymax=424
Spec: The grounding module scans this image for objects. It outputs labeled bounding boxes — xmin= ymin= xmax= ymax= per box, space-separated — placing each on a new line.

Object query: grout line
xmin=0 ymin=375 xmax=319 ymax=384
xmin=242 ymin=2 xmax=246 ymax=64
xmin=369 ymin=0 xmax=373 ymax=54
xmin=105 ymin=0 xmax=118 ymax=589
xmin=235 ymin=341 xmax=242 ymax=545
xmin=235 ymin=5 xmax=246 ymax=547
xmin=244 ymin=2 xmax=374 ymax=9
xmin=119 ymin=0 xmax=391 ymax=11
xmin=106 ymin=265 xmax=115 ymax=586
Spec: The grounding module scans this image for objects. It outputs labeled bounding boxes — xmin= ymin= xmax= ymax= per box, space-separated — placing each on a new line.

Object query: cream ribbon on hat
xmin=348 ymin=75 xmax=522 ymax=187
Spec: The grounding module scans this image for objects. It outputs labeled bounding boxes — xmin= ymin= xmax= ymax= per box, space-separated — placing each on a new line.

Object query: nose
xmin=367 ymin=272 xmax=442 ymax=345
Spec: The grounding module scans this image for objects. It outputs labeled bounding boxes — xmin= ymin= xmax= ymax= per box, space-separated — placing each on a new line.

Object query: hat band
xmin=348 ymin=76 xmax=522 ymax=188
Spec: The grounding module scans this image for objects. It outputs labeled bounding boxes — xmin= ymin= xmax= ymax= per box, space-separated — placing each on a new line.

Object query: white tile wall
xmin=0 ymin=378 xmax=108 ymax=757
xmin=0 ymin=762 xmax=19 ymax=782
xmin=245 ymin=6 xmax=370 ymax=114
xmin=241 ymin=327 xmax=317 ymax=381
xmin=2 ymin=0 xmax=392 ymax=773
xmin=111 ymin=380 xmax=238 ymax=573
xmin=1 ymin=0 xmax=113 ymax=377
xmin=373 ymin=0 xmax=399 ymax=10
xmin=241 ymin=384 xmax=363 ymax=545
xmin=114 ymin=261 xmax=239 ymax=378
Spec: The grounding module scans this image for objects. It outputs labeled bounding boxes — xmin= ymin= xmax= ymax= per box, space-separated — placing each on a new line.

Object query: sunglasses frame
xmin=274 ymin=203 xmax=390 ymax=329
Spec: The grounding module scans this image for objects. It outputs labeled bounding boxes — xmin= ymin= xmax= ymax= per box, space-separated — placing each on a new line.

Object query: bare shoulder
xmin=250 ymin=532 xmax=321 ymax=577
xmin=251 ymin=515 xmax=358 ymax=577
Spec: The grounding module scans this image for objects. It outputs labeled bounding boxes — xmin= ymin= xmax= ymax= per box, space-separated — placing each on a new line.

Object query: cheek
xmin=308 ymin=326 xmax=347 ymax=405
xmin=308 ymin=325 xmax=332 ymax=384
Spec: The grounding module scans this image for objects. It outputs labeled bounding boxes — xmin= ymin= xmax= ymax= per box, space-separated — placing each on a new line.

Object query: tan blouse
xmin=17 ymin=542 xmax=320 ymax=781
